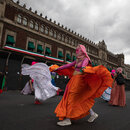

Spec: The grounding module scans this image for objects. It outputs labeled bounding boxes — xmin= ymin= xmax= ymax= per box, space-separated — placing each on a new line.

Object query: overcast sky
xmin=13 ymin=0 xmax=130 ymax=64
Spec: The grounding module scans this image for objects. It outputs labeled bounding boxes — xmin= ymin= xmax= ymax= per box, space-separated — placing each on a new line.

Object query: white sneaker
xmin=57 ymin=119 xmax=72 ymax=126
xmin=87 ymin=113 xmax=98 ymax=123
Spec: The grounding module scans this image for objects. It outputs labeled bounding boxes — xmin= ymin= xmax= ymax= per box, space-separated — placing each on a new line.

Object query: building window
xmin=28 ymin=41 xmax=35 ymax=51
xmin=30 ymin=20 xmax=34 ymax=29
xmin=49 ymin=29 xmax=53 ymax=37
xmin=72 ymin=40 xmax=74 ymax=46
xmin=57 ymin=33 xmax=62 ymax=40
xmin=23 ymin=17 xmax=28 ymax=26
xmin=89 ymin=48 xmax=92 ymax=53
xmin=17 ymin=15 xmax=22 ymax=23
xmin=37 ymin=44 xmax=43 ymax=54
xmin=69 ymin=38 xmax=72 ymax=44
xmin=54 ymin=31 xmax=57 ymax=38
xmin=87 ymin=46 xmax=90 ymax=52
xmin=65 ymin=37 xmax=69 ymax=43
xmin=45 ymin=27 xmax=49 ymax=35
xmin=6 ymin=35 xmax=15 ymax=46
xmin=45 ymin=47 xmax=51 ymax=56
xmin=62 ymin=35 xmax=65 ymax=42
xmin=35 ymin=23 xmax=39 ymax=31
xmin=66 ymin=53 xmax=71 ymax=61
xmin=85 ymin=46 xmax=88 ymax=52
xmin=92 ymin=50 xmax=96 ymax=55
xmin=58 ymin=51 xmax=64 ymax=59
xmin=75 ymin=40 xmax=78 ymax=47
xmin=77 ymin=41 xmax=80 ymax=46
xmin=40 ymin=25 xmax=45 ymax=33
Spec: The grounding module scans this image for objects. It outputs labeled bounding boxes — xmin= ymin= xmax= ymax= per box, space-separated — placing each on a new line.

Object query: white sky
xmin=13 ymin=0 xmax=130 ymax=64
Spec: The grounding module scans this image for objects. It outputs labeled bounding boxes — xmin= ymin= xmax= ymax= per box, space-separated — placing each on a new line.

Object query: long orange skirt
xmin=109 ymin=81 xmax=126 ymax=107
xmin=54 ymin=65 xmax=113 ymax=120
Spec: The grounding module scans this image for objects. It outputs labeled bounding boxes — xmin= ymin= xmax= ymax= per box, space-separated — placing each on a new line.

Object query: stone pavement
xmin=0 ymin=91 xmax=130 ymax=130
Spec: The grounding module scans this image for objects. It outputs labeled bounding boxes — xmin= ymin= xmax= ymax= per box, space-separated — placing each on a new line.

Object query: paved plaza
xmin=0 ymin=90 xmax=130 ymax=130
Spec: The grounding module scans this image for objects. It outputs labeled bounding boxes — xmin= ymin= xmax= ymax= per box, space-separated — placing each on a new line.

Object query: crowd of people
xmin=0 ymin=44 xmax=126 ymax=127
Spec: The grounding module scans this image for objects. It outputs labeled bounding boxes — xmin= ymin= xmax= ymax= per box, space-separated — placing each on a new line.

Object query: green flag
xmin=1 ymin=76 xmax=5 ymax=90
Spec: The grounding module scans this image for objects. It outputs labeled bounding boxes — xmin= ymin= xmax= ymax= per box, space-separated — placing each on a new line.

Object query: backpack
xmin=115 ymin=73 xmax=125 ymax=85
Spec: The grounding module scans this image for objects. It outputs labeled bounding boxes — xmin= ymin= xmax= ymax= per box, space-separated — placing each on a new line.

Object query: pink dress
xmin=109 ymin=80 xmax=126 ymax=107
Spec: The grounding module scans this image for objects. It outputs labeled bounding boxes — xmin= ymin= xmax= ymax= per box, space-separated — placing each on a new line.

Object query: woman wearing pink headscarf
xmin=109 ymin=67 xmax=126 ymax=107
xmin=50 ymin=44 xmax=113 ymax=126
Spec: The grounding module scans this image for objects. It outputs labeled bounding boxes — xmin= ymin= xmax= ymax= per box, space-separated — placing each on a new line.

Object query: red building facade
xmin=0 ymin=0 xmax=129 ymax=90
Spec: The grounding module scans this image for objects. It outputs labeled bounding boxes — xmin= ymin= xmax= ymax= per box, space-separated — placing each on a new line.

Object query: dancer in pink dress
xmin=109 ymin=67 xmax=126 ymax=107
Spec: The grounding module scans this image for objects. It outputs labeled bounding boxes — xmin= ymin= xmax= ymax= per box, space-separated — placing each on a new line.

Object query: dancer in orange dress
xmin=50 ymin=44 xmax=113 ymax=126
xmin=109 ymin=67 xmax=126 ymax=107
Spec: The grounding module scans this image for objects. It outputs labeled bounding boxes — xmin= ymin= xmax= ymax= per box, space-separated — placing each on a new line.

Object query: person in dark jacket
xmin=109 ymin=67 xmax=126 ymax=107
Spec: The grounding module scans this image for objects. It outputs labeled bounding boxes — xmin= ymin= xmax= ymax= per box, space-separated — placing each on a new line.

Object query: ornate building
xmin=0 ymin=0 xmax=130 ymax=90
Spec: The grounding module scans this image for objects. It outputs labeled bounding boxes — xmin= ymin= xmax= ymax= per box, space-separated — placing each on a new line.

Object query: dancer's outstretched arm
xmin=56 ymin=61 xmax=76 ymax=70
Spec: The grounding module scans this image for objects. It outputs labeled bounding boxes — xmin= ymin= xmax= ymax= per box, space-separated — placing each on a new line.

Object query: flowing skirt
xmin=21 ymin=63 xmax=59 ymax=101
xmin=33 ymin=79 xmax=58 ymax=101
xmin=109 ymin=81 xmax=126 ymax=106
xmin=21 ymin=81 xmax=33 ymax=95
xmin=101 ymin=87 xmax=112 ymax=101
xmin=52 ymin=65 xmax=113 ymax=120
